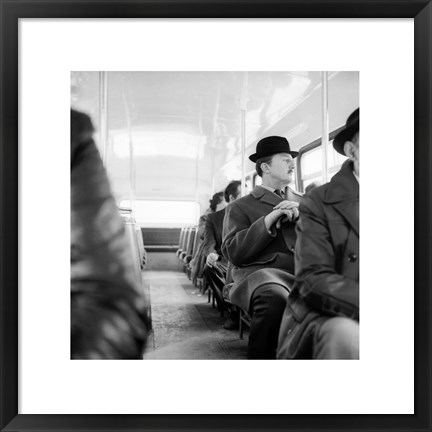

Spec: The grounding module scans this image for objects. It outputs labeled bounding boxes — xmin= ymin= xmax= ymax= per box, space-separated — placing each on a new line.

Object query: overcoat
xmin=221 ymin=186 xmax=300 ymax=313
xmin=204 ymin=208 xmax=226 ymax=260
xmin=277 ymin=161 xmax=359 ymax=359
xmin=190 ymin=209 xmax=212 ymax=279
xmin=71 ymin=109 xmax=149 ymax=358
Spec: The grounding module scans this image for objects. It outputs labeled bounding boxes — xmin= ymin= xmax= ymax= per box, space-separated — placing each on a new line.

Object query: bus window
xmin=254 ymin=173 xmax=262 ymax=187
xmin=120 ymin=200 xmax=199 ymax=228
xmin=245 ymin=176 xmax=253 ymax=192
xmin=299 ymin=139 xmax=347 ymax=191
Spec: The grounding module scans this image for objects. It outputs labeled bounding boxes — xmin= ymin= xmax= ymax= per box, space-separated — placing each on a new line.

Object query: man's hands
xmin=264 ymin=200 xmax=300 ymax=231
xmin=206 ymin=252 xmax=219 ymax=268
xmin=273 ymin=200 xmax=300 ymax=221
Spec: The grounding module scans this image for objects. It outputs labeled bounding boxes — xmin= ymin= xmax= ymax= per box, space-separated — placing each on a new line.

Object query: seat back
xmin=190 ymin=226 xmax=200 ymax=257
xmin=124 ymin=221 xmax=142 ymax=282
xmin=180 ymin=227 xmax=192 ymax=260
xmin=184 ymin=226 xmax=196 ymax=258
xmin=135 ymin=225 xmax=146 ymax=269
xmin=176 ymin=227 xmax=186 ymax=256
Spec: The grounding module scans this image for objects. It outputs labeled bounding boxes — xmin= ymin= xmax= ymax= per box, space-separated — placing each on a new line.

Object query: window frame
xmin=296 ymin=125 xmax=345 ymax=192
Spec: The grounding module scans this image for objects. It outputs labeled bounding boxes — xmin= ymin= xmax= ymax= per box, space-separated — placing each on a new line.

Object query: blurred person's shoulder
xmin=302 ymin=161 xmax=356 ymax=210
xmin=71 ymin=109 xmax=94 ymax=150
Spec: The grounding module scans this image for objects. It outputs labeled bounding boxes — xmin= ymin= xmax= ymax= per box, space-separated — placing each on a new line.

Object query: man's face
xmin=266 ymin=153 xmax=295 ymax=185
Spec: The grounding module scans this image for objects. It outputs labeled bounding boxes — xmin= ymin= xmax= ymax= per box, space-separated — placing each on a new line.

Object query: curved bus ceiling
xmin=71 ymin=71 xmax=359 ymax=222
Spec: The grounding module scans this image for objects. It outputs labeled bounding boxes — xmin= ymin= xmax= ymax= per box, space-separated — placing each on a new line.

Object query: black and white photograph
xmin=71 ymin=71 xmax=359 ymax=360
xmin=3 ymin=7 xmax=429 ymax=427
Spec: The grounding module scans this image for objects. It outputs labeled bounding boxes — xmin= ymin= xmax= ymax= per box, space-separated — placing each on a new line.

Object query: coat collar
xmin=212 ymin=207 xmax=226 ymax=222
xmin=324 ymin=160 xmax=359 ymax=204
xmin=251 ymin=185 xmax=282 ymax=206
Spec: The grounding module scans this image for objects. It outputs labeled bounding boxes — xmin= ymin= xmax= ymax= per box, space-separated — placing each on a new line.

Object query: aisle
xmin=142 ymin=271 xmax=247 ymax=359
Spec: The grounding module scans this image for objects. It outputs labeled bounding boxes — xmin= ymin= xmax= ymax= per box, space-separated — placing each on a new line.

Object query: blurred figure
xmin=304 ymin=181 xmax=321 ymax=195
xmin=202 ymin=181 xmax=242 ymax=323
xmin=222 ymin=136 xmax=301 ymax=359
xmin=190 ymin=192 xmax=225 ymax=282
xmin=277 ymin=108 xmax=359 ymax=360
xmin=71 ymin=109 xmax=150 ymax=359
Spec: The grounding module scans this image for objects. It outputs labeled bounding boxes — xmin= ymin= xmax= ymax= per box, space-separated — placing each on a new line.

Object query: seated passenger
xmin=71 ymin=109 xmax=150 ymax=359
xmin=202 ymin=180 xmax=242 ymax=322
xmin=190 ymin=192 xmax=224 ymax=281
xmin=222 ymin=136 xmax=302 ymax=359
xmin=277 ymin=108 xmax=360 ymax=360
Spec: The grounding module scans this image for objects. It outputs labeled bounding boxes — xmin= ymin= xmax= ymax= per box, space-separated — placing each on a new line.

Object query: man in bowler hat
xmin=222 ymin=136 xmax=302 ymax=359
xmin=277 ymin=108 xmax=360 ymax=359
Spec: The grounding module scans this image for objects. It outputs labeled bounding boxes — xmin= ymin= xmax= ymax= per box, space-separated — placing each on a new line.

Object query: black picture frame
xmin=1 ymin=1 xmax=431 ymax=431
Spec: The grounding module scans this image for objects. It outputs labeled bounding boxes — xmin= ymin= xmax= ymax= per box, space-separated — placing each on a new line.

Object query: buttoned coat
xmin=221 ymin=186 xmax=301 ymax=313
xmin=277 ymin=161 xmax=359 ymax=359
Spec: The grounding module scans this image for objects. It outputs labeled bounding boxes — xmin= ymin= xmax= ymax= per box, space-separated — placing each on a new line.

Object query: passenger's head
xmin=255 ymin=155 xmax=274 ymax=177
xmin=333 ymin=108 xmax=359 ymax=175
xmin=304 ymin=181 xmax=321 ymax=194
xmin=249 ymin=136 xmax=298 ymax=187
xmin=224 ymin=180 xmax=242 ymax=203
xmin=209 ymin=191 xmax=224 ymax=212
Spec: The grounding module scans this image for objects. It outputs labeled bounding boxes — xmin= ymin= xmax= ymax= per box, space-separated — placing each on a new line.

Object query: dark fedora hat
xmin=333 ymin=108 xmax=359 ymax=155
xmin=249 ymin=136 xmax=299 ymax=162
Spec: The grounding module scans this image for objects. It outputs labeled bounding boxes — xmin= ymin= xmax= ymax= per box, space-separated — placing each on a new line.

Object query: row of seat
xmin=177 ymin=224 xmax=211 ymax=295
xmin=118 ymin=208 xmax=152 ymax=331
xmin=176 ymin=226 xmax=251 ymax=340
xmin=176 ymin=226 xmax=198 ymax=277
xmin=119 ymin=208 xmax=147 ymax=277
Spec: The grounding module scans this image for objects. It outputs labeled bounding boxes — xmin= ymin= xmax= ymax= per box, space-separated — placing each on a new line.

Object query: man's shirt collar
xmin=261 ymin=184 xmax=282 ymax=194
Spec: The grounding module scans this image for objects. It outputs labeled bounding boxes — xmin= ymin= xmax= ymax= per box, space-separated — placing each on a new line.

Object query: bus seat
xmin=134 ymin=225 xmax=146 ymax=270
xmin=176 ymin=227 xmax=186 ymax=257
xmin=123 ymin=221 xmax=142 ymax=282
xmin=185 ymin=228 xmax=200 ymax=279
xmin=182 ymin=227 xmax=197 ymax=270
xmin=179 ymin=227 xmax=193 ymax=261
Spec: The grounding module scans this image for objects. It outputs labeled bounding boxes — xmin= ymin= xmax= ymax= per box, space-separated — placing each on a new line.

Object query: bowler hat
xmin=249 ymin=136 xmax=299 ymax=163
xmin=333 ymin=108 xmax=359 ymax=155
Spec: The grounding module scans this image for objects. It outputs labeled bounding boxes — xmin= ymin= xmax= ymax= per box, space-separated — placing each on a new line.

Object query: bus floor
xmin=142 ymin=270 xmax=248 ymax=359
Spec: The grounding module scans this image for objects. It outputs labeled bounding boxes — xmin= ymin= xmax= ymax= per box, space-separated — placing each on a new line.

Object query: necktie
xmin=274 ymin=189 xmax=284 ymax=198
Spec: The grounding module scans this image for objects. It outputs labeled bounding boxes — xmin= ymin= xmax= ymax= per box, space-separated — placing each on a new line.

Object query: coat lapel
xmin=251 ymin=186 xmax=281 ymax=207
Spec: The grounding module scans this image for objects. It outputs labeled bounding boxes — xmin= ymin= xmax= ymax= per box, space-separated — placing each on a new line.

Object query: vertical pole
xmin=195 ymin=97 xmax=203 ymax=223
xmin=122 ymin=79 xmax=135 ymax=213
xmin=211 ymin=146 xmax=216 ymax=194
xmin=194 ymin=138 xmax=200 ymax=224
xmin=128 ymin=129 xmax=135 ymax=214
xmin=99 ymin=71 xmax=109 ymax=167
xmin=240 ymin=72 xmax=248 ymax=197
xmin=210 ymin=81 xmax=220 ymax=196
xmin=321 ymin=71 xmax=329 ymax=184
xmin=241 ymin=109 xmax=246 ymax=196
